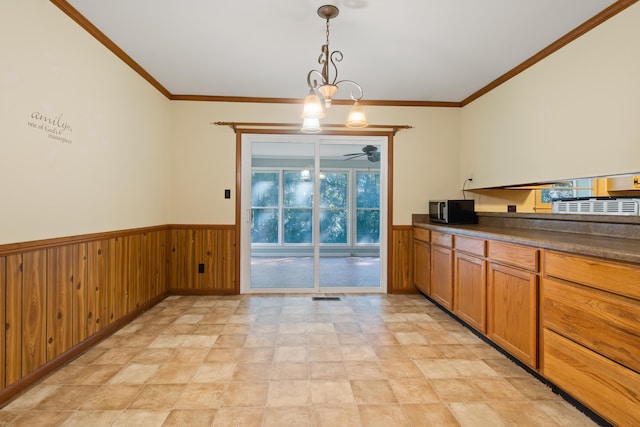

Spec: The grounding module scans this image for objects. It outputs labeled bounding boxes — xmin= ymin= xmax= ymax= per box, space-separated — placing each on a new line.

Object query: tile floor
xmin=0 ymin=294 xmax=599 ymax=426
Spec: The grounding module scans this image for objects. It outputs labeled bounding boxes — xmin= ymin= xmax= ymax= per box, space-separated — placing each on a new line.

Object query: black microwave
xmin=429 ymin=199 xmax=477 ymax=224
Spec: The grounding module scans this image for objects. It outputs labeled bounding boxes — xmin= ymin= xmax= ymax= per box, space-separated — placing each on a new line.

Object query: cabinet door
xmin=454 ymin=253 xmax=487 ymax=333
xmin=488 ymin=263 xmax=538 ymax=368
xmin=431 ymin=245 xmax=453 ymax=309
xmin=413 ymin=240 xmax=430 ymax=295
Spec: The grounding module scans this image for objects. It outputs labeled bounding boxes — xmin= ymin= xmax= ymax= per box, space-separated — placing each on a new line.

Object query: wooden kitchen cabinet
xmin=454 ymin=251 xmax=487 ymax=333
xmin=487 ymin=260 xmax=538 ymax=368
xmin=413 ymin=228 xmax=430 ymax=295
xmin=430 ymin=231 xmax=453 ymax=310
xmin=542 ymin=250 xmax=640 ymax=426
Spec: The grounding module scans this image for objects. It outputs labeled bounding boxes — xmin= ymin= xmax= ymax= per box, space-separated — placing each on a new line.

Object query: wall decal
xmin=27 ymin=111 xmax=73 ymax=144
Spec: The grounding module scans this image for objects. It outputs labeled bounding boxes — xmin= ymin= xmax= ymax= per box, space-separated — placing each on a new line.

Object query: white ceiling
xmin=63 ymin=0 xmax=617 ymax=103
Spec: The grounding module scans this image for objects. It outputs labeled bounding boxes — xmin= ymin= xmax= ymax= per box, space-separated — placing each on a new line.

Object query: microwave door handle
xmin=440 ymin=202 xmax=447 ymax=222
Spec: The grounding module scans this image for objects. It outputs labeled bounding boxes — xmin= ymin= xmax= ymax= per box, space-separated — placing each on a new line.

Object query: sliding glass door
xmin=240 ymin=134 xmax=386 ymax=293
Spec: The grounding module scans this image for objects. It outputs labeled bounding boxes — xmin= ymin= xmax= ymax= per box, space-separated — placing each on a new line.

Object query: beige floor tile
xmin=310 ymin=380 xmax=355 ymax=404
xmin=401 ymin=403 xmax=461 ymax=427
xmin=448 ymin=402 xmax=507 ymax=427
xmin=344 ymin=361 xmax=386 ymax=380
xmin=111 ymin=409 xmax=169 ymax=427
xmin=148 ymin=362 xmax=199 ymax=384
xmin=108 ymin=363 xmax=160 ymax=384
xmin=389 ymin=378 xmax=440 ymax=404
xmin=221 ymin=381 xmax=269 ymax=407
xmin=60 ymin=410 xmax=122 ymax=426
xmin=10 ymin=410 xmax=72 ymax=427
xmin=490 ymin=401 xmax=562 ymax=426
xmin=506 ymin=377 xmax=562 ymax=401
xmin=173 ymin=383 xmax=226 ymax=409
xmin=351 ymin=380 xmax=398 ymax=404
xmin=129 ymin=384 xmax=184 ymax=409
xmin=204 ymin=347 xmax=242 ymax=363
xmin=191 ymin=363 xmax=235 ymax=383
xmin=379 ymin=359 xmax=424 ymax=378
xmin=307 ymin=345 xmax=343 ymax=362
xmin=130 ymin=348 xmax=174 ymax=364
xmin=35 ymin=385 xmax=101 ymax=410
xmin=430 ymin=378 xmax=487 ymax=402
xmin=274 ymin=345 xmax=307 ymax=362
xmin=2 ymin=384 xmax=60 ymax=411
xmin=81 ymin=384 xmax=144 ymax=410
xmin=270 ymin=361 xmax=310 ymax=380
xmin=309 ymin=361 xmax=348 ymax=380
xmin=211 ymin=407 xmax=263 ymax=427
xmin=358 ymin=404 xmax=409 ymax=427
xmin=232 ymin=363 xmax=272 ymax=382
xmin=162 ymin=409 xmax=217 ymax=427
xmin=172 ymin=347 xmax=210 ymax=363
xmin=236 ymin=346 xmax=275 ymax=363
xmin=213 ymin=334 xmax=247 ymax=348
xmin=263 ymin=406 xmax=313 ymax=427
xmin=0 ymin=294 xmax=600 ymax=427
xmin=312 ymin=405 xmax=361 ymax=427
xmin=267 ymin=380 xmax=311 ymax=406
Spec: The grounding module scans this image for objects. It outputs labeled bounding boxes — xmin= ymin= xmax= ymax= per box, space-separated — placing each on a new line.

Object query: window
xmin=356 ymin=172 xmax=380 ymax=244
xmin=251 ymin=168 xmax=380 ymax=247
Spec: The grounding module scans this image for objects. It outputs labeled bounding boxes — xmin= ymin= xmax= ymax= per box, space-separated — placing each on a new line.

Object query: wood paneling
xmin=217 ymin=229 xmax=236 ymax=291
xmin=47 ymin=246 xmax=73 ymax=361
xmin=168 ymin=227 xmax=237 ymax=293
xmin=0 ymin=257 xmax=5 ymax=387
xmin=72 ymin=244 xmax=87 ymax=346
xmin=5 ymin=255 xmax=22 ymax=386
xmin=22 ymin=250 xmax=47 ymax=375
xmin=114 ymin=236 xmax=130 ymax=319
xmin=390 ymin=227 xmax=415 ymax=293
xmin=0 ymin=225 xmax=240 ymax=402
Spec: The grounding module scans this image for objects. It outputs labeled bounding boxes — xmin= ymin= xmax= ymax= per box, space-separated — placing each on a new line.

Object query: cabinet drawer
xmin=488 ymin=241 xmax=538 ymax=272
xmin=543 ymin=329 xmax=640 ymax=427
xmin=455 ymin=235 xmax=486 ymax=257
xmin=545 ymin=251 xmax=640 ymax=301
xmin=542 ymin=277 xmax=640 ymax=373
xmin=431 ymin=231 xmax=452 ymax=248
xmin=413 ymin=227 xmax=430 ymax=243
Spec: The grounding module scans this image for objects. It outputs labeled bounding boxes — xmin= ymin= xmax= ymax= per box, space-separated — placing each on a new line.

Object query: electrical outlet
xmin=224 ymin=189 xmax=231 ymax=199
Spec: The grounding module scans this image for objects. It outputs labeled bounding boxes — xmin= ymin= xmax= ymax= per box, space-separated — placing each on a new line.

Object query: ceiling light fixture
xmin=301 ymin=5 xmax=367 ymax=133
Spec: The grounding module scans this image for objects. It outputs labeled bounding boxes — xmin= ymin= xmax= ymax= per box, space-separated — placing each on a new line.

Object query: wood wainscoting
xmin=0 ymin=222 xmax=413 ymax=403
xmin=0 ymin=224 xmax=236 ymax=404
xmin=389 ymin=225 xmax=417 ymax=294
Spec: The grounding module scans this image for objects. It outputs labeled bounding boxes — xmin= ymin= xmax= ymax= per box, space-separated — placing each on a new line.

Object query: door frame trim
xmin=235 ymin=129 xmax=395 ymax=293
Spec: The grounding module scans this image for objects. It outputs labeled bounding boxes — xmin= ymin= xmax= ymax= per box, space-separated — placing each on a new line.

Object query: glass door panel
xmin=318 ymin=143 xmax=381 ymax=289
xmin=250 ymin=141 xmax=315 ymax=289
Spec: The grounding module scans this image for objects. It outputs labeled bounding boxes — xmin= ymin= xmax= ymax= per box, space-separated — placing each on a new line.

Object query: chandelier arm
xmin=327 ymin=51 xmax=343 ymax=85
xmin=334 ymin=79 xmax=364 ymax=101
xmin=307 ymin=69 xmax=326 ymax=89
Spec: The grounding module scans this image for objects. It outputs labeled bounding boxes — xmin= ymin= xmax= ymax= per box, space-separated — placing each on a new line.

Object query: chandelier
xmin=301 ymin=5 xmax=368 ymax=133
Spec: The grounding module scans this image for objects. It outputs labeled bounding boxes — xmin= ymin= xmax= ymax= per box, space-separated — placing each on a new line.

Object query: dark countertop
xmin=413 ymin=221 xmax=640 ymax=265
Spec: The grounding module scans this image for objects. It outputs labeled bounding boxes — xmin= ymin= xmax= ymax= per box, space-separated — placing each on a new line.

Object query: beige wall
xmin=460 ymin=2 xmax=640 ymax=190
xmin=168 ymin=102 xmax=461 ymax=225
xmin=6 ymin=2 xmax=638 ymax=245
xmin=1 ymin=1 xmax=171 ymax=244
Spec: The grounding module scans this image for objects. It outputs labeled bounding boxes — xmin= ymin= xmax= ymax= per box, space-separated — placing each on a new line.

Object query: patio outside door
xmin=240 ymin=134 xmax=386 ymax=293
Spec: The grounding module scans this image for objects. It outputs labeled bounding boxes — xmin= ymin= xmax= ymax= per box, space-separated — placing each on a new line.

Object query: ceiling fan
xmin=343 ymin=145 xmax=380 ymax=162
